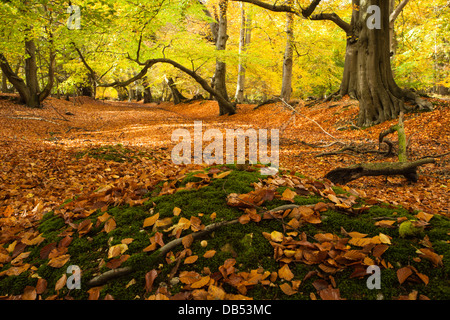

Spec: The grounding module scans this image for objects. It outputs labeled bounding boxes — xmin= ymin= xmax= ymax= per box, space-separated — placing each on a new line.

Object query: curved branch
xmin=308 ymin=12 xmax=351 ymax=33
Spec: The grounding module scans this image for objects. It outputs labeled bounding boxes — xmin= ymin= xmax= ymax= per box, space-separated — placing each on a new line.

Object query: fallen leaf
xmin=319 ymin=286 xmax=342 ymax=300
xmin=270 ymin=231 xmax=284 ymax=242
xmin=279 ymin=282 xmax=297 ymax=296
xmin=88 ymin=287 xmax=101 ymax=300
xmin=22 ymin=286 xmax=37 ymax=300
xmin=173 ymin=207 xmax=182 ymax=216
xmin=379 ymin=233 xmax=391 ymax=245
xmin=55 ymin=274 xmax=67 ymax=291
xmin=48 ymin=254 xmax=70 ymax=268
xmin=143 ymin=212 xmax=159 ymax=228
xmin=191 ymin=275 xmax=211 ymax=289
xmin=77 ymin=219 xmax=93 ymax=236
xmin=182 ymin=234 xmax=194 ymax=248
xmin=35 ymin=278 xmax=47 ymax=295
xmin=281 ymin=188 xmax=297 ymax=202
xmin=397 ymin=266 xmax=413 ymax=284
xmin=179 ymin=271 xmax=201 ymax=284
xmin=278 ymin=264 xmax=294 ymax=281
xmin=203 ymin=250 xmax=216 ymax=258
xmin=214 ymin=170 xmax=231 ymax=179
xmin=104 ymin=217 xmax=116 ymax=233
xmin=108 ymin=244 xmax=128 ymax=259
xmin=207 ymin=284 xmax=226 ymax=300
xmin=184 ymin=255 xmax=198 ymax=264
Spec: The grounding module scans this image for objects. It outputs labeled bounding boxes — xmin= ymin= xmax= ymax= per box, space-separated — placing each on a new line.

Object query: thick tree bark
xmin=236 ymin=0 xmax=431 ymax=126
xmin=280 ymin=2 xmax=294 ymax=102
xmin=0 ymin=39 xmax=55 ymax=108
xmin=214 ymin=0 xmax=230 ymax=114
xmin=335 ymin=0 xmax=406 ymax=126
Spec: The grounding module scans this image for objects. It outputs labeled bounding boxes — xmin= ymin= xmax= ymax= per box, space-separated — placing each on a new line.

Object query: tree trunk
xmin=165 ymin=77 xmax=187 ymax=104
xmin=280 ymin=2 xmax=294 ymax=102
xmin=143 ymin=77 xmax=153 ymax=103
xmin=1 ymin=70 xmax=8 ymax=93
xmin=214 ymin=0 xmax=230 ymax=115
xmin=0 ymin=37 xmax=55 ymax=108
xmin=336 ymin=0 xmax=406 ymax=127
xmin=234 ymin=2 xmax=251 ymax=104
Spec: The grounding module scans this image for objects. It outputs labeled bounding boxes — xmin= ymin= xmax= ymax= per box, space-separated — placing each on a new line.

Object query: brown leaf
xmin=36 ymin=278 xmax=47 ymax=295
xmin=40 ymin=242 xmax=57 ymax=260
xmin=191 ymin=275 xmax=211 ymax=289
xmin=203 ymin=250 xmax=216 ymax=258
xmin=145 ymin=269 xmax=158 ymax=293
xmin=207 ymin=284 xmax=226 ymax=300
xmin=55 ymin=274 xmax=67 ymax=291
xmin=143 ymin=212 xmax=159 ymax=228
xmin=173 ymin=207 xmax=182 ymax=216
xmin=319 ymin=286 xmax=343 ymax=300
xmin=104 ymin=217 xmax=116 ymax=233
xmin=278 ymin=264 xmax=294 ymax=281
xmin=397 ymin=266 xmax=413 ymax=284
xmin=179 ymin=271 xmax=201 ymax=284
xmin=48 ymin=254 xmax=70 ymax=268
xmin=77 ymin=219 xmax=93 ymax=236
xmin=281 ymin=188 xmax=297 ymax=202
xmin=184 ymin=255 xmax=198 ymax=264
xmin=182 ymin=234 xmax=194 ymax=248
xmin=87 ymin=287 xmax=101 ymax=300
xmin=417 ymin=248 xmax=443 ymax=267
xmin=22 ymin=286 xmax=37 ymax=300
xmin=279 ymin=282 xmax=297 ymax=296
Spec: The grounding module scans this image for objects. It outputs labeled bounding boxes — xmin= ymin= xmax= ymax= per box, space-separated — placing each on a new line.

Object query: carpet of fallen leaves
xmin=0 ymin=93 xmax=448 ymax=300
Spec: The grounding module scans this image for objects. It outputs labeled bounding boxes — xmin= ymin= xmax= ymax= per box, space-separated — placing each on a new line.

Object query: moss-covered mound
xmin=0 ymin=164 xmax=448 ymax=300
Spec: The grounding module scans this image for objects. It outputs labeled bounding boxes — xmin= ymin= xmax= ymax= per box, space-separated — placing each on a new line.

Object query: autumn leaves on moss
xmin=0 ymin=162 xmax=448 ymax=300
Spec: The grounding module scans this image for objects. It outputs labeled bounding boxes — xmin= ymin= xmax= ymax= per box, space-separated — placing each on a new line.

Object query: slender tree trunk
xmin=24 ymin=40 xmax=40 ymax=107
xmin=1 ymin=70 xmax=8 ymax=93
xmin=214 ymin=0 xmax=231 ymax=115
xmin=280 ymin=2 xmax=294 ymax=102
xmin=235 ymin=2 xmax=251 ymax=103
xmin=143 ymin=76 xmax=153 ymax=103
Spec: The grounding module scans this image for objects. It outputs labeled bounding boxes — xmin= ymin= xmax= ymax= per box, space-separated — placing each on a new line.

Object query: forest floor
xmin=0 ymin=93 xmax=448 ymax=301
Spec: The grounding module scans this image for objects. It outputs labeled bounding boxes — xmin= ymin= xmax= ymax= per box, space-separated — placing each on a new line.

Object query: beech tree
xmin=234 ymin=0 xmax=432 ymax=126
xmin=0 ymin=1 xmax=57 ymax=108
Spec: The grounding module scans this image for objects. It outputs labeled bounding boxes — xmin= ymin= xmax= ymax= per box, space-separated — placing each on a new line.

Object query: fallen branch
xmin=325 ymin=158 xmax=435 ymax=185
xmin=7 ymin=116 xmax=59 ymax=125
xmin=279 ymin=98 xmax=341 ymax=142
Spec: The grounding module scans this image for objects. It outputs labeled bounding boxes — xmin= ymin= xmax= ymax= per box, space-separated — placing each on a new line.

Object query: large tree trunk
xmin=214 ymin=0 xmax=230 ymax=115
xmin=337 ymin=0 xmax=406 ymax=127
xmin=280 ymin=2 xmax=294 ymax=102
xmin=234 ymin=2 xmax=251 ymax=103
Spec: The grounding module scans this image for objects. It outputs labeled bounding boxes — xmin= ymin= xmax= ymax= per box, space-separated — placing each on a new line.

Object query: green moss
xmin=75 ymin=144 xmax=136 ymax=163
xmin=0 ymin=272 xmax=37 ymax=295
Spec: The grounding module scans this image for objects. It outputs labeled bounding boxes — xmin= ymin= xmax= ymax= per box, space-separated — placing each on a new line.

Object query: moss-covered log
xmin=325 ymin=158 xmax=435 ymax=184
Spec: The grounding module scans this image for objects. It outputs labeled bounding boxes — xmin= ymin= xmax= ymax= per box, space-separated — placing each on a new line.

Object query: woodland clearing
xmin=0 ymin=94 xmax=448 ymax=300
